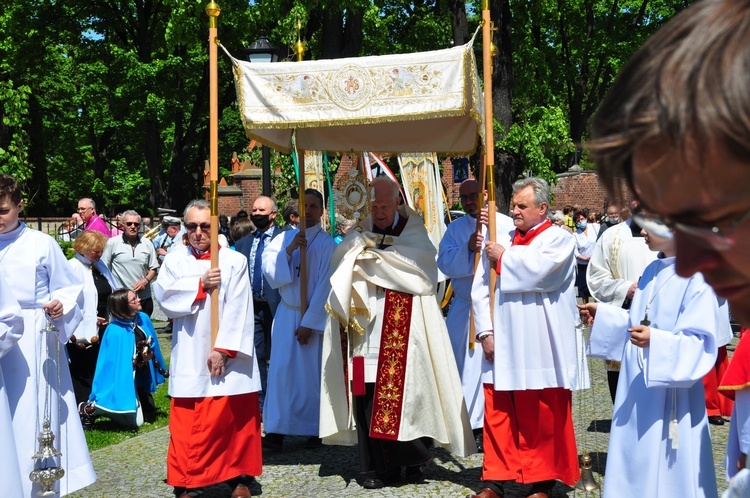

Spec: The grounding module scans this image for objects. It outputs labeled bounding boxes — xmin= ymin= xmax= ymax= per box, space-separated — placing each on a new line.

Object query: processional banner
xmin=398 ymin=152 xmax=446 ymax=252
xmin=230 ymin=41 xmax=484 ymax=154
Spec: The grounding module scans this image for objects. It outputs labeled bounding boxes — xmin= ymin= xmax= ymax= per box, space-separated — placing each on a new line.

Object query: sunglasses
xmin=185 ymin=222 xmax=211 ymax=232
xmin=125 ymin=222 xmax=141 ymax=227
xmin=459 ymin=193 xmax=479 ymax=201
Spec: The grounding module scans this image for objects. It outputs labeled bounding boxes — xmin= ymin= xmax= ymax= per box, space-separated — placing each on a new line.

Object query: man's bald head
xmin=371 ymin=177 xmax=401 ymax=230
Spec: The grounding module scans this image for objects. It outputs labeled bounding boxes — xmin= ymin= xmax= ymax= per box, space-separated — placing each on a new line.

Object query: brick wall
xmin=550 ymin=170 xmax=623 ymax=216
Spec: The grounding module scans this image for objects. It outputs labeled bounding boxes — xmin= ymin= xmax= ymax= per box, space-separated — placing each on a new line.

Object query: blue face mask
xmin=577 ymin=221 xmax=587 ymax=230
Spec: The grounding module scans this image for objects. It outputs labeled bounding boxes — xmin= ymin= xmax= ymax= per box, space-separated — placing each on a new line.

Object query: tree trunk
xmin=447 ymin=0 xmax=470 ymax=46
xmin=490 ymin=0 xmax=520 ymax=212
xmin=25 ymin=94 xmax=50 ymax=216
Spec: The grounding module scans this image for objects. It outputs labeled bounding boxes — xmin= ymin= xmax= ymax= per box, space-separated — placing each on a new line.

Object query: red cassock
xmin=167 ymin=392 xmax=262 ymax=488
xmin=482 ymin=385 xmax=580 ymax=485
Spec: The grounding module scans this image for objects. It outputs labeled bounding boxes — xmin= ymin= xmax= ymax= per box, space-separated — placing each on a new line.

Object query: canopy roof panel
xmin=231 ymin=42 xmax=484 ymax=154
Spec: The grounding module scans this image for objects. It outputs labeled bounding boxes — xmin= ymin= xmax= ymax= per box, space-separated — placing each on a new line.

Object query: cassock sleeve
xmin=262 ymin=231 xmax=294 ymax=290
xmin=644 ymin=276 xmax=719 ymax=388
xmin=152 ymin=255 xmax=201 ymax=317
xmin=736 ymin=390 xmax=750 ymax=457
xmin=437 ymin=220 xmax=473 ymax=279
xmin=0 ymin=276 xmax=23 ymax=359
xmin=499 ymin=230 xmax=576 ymax=293
xmin=213 ymin=256 xmax=255 ymax=357
xmin=586 ymin=233 xmax=631 ymax=307
xmin=471 ymin=250 xmax=493 ymax=334
xmin=45 ymin=238 xmax=84 ymax=342
xmin=300 ymin=238 xmax=336 ymax=333
xmin=589 ymin=302 xmax=630 ymax=362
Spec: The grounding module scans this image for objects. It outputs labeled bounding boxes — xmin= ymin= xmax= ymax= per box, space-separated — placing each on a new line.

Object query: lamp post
xmin=243 ymin=33 xmax=279 ymax=196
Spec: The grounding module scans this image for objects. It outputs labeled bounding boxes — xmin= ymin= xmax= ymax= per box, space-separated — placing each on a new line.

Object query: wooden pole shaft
xmin=482 ymin=4 xmax=497 ymax=324
xmin=207 ymin=2 xmax=220 ymax=347
xmin=299 ymin=151 xmax=307 ymax=316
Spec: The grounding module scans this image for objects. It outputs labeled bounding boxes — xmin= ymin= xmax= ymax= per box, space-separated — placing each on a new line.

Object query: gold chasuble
xmin=321 ymin=205 xmax=474 ymax=456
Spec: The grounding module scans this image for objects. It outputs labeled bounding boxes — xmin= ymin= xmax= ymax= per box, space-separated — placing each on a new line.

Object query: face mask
xmin=609 ymin=216 xmax=619 ymax=223
xmin=577 ymin=221 xmax=587 ymax=230
xmin=251 ymin=214 xmax=272 ymax=230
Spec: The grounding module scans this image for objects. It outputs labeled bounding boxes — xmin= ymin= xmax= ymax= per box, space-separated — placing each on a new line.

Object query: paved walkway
xmin=68 ymin=317 xmax=735 ymax=498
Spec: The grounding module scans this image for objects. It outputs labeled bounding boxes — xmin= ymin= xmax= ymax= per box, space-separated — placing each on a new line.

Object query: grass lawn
xmin=83 ymin=328 xmax=172 ymax=452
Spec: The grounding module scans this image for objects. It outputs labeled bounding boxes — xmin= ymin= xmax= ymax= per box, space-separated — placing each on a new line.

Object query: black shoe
xmin=262 ymin=432 xmax=284 ymax=450
xmin=362 ymin=477 xmax=386 ymax=490
xmin=174 ymin=487 xmax=202 ymax=498
xmin=708 ymin=415 xmax=725 ymax=426
xmin=404 ymin=464 xmax=425 ymax=482
xmin=361 ymin=468 xmax=399 ymax=489
xmin=473 ymin=428 xmax=484 ymax=453
xmin=306 ymin=436 xmax=323 ymax=449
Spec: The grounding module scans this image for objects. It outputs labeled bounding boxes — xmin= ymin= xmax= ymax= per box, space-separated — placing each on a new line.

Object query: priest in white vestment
xmin=153 ymin=199 xmax=262 ymax=498
xmin=262 ymin=189 xmax=336 ymax=448
xmin=437 ymin=179 xmax=514 ymax=449
xmin=0 ymin=272 xmax=25 ymax=497
xmin=583 ymin=216 xmax=720 ymax=498
xmin=470 ymin=177 xmax=580 ymax=498
xmin=320 ymin=177 xmax=474 ymax=490
xmin=0 ymin=174 xmax=95 ymax=497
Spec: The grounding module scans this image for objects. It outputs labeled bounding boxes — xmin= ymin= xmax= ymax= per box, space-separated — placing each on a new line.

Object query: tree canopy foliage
xmin=0 ymin=0 xmax=687 ymax=215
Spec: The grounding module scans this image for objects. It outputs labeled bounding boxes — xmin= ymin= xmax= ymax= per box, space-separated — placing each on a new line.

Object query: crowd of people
xmin=3 ymin=2 xmax=750 ymax=497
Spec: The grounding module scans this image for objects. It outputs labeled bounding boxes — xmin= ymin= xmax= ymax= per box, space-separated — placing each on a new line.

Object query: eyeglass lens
xmin=186 ymin=222 xmax=211 ymax=231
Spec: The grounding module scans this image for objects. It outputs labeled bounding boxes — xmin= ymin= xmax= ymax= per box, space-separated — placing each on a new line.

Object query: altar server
xmin=583 ymin=216 xmax=720 ymax=498
xmin=262 ymin=189 xmax=337 ymax=449
xmin=0 ymin=174 xmax=95 ymax=497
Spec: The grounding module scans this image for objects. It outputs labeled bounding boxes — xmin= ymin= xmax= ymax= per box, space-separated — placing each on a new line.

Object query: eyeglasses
xmin=633 ymin=207 xmax=750 ymax=251
xmin=185 ymin=222 xmax=211 ymax=232
xmin=129 ymin=296 xmax=140 ymax=304
xmin=77 ymin=207 xmax=92 ymax=212
xmin=459 ymin=193 xmax=479 ymax=202
xmin=124 ymin=221 xmax=141 ymax=227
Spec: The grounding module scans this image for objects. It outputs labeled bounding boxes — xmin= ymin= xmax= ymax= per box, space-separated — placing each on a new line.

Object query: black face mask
xmin=251 ymin=214 xmax=272 ymax=230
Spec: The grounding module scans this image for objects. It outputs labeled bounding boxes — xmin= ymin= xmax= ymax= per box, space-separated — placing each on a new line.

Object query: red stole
xmin=370 ymin=290 xmax=413 ymax=440
xmin=496 ymin=219 xmax=553 ymax=273
xmin=512 ymin=219 xmax=553 ymax=246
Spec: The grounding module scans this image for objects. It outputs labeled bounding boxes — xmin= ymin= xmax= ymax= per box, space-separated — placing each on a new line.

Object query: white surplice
xmin=437 ymin=213 xmax=515 ymax=429
xmin=586 ymin=220 xmax=658 ymax=307
xmin=0 ymin=223 xmax=95 ymax=497
xmin=472 ymin=223 xmax=582 ymax=390
xmin=0 ymin=272 xmax=25 ymax=498
xmin=153 ymin=246 xmax=260 ymax=398
xmin=589 ymin=257 xmax=719 ymax=498
xmin=320 ymin=205 xmax=475 ymax=456
xmin=262 ymin=223 xmax=336 ymax=436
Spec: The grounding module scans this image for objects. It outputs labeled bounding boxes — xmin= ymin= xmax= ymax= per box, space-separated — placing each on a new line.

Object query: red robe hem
xmin=167 ymin=392 xmax=262 ymax=487
xmin=481 ymin=384 xmax=580 ymax=486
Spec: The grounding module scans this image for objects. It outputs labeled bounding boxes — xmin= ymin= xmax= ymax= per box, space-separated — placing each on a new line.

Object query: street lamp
xmin=243 ymin=33 xmax=279 ymax=196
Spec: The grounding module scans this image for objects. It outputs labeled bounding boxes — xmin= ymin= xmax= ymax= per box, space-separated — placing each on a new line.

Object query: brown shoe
xmin=466 ymin=488 xmax=502 ymax=498
xmin=231 ymin=484 xmax=251 ymax=498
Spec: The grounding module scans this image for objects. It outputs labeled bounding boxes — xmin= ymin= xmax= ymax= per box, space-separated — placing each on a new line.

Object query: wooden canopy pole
xmin=206 ymin=1 xmax=220 ymax=346
xmin=468 ymin=154 xmax=489 ymax=350
xmin=481 ymin=0 xmax=498 ymax=321
xmin=295 ymin=22 xmax=308 ymax=317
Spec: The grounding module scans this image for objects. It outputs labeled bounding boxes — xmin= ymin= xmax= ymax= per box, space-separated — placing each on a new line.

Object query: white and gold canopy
xmin=230 ymin=41 xmax=484 ymax=154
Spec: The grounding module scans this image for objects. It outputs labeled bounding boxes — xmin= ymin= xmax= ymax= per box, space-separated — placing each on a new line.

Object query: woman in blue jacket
xmin=81 ymin=289 xmax=167 ymax=428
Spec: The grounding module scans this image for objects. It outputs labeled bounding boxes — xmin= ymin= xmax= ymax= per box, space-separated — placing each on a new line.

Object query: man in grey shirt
xmin=102 ymin=210 xmax=159 ymax=316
